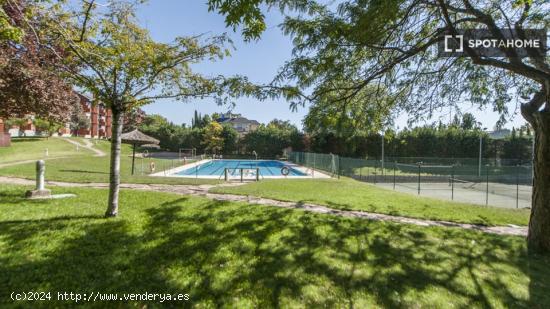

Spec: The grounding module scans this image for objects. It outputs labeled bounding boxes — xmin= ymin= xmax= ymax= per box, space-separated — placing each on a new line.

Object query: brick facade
xmin=1 ymin=92 xmax=113 ymax=140
xmin=73 ymin=93 xmax=112 ymax=139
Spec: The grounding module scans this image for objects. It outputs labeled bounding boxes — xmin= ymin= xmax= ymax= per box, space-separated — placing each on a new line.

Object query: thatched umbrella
xmin=121 ymin=129 xmax=160 ymax=175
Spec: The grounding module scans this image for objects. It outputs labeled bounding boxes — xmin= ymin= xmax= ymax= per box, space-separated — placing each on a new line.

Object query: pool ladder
xmin=220 ymin=168 xmax=262 ymax=182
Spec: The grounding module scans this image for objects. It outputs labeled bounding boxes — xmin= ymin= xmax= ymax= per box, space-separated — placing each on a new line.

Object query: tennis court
xmin=376 ymin=180 xmax=532 ymax=209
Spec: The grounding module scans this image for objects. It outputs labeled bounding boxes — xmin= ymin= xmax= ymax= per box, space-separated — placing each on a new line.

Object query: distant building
xmin=56 ymin=93 xmax=113 ymax=138
xmin=488 ymin=129 xmax=511 ymax=140
xmin=217 ymin=112 xmax=260 ymax=137
xmin=2 ymin=92 xmax=115 ymax=139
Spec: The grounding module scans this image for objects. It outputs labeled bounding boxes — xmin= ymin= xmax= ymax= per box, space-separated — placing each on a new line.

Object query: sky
xmin=136 ymin=1 xmax=528 ymax=131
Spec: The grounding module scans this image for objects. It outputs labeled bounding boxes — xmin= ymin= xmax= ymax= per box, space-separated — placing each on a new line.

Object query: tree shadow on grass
xmin=59 ymin=169 xmax=109 ymax=175
xmin=0 ymin=190 xmax=52 ymax=205
xmin=0 ymin=197 xmax=548 ymax=308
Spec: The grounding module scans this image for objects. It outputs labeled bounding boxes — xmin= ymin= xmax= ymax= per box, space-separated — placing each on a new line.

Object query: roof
xmin=218 ymin=117 xmax=260 ymax=125
xmin=120 ymin=129 xmax=160 ymax=145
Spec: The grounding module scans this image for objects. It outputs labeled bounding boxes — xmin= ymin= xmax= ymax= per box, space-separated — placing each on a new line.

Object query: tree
xmin=49 ymin=1 xmax=246 ymax=217
xmin=202 ymin=121 xmax=224 ymax=154
xmin=69 ymin=102 xmax=90 ymax=136
xmin=461 ymin=113 xmax=481 ymax=131
xmin=209 ymin=0 xmax=550 ymax=253
xmin=0 ymin=0 xmax=78 ymax=122
xmin=123 ymin=108 xmax=146 ymax=131
xmin=192 ymin=110 xmax=202 ymax=128
xmin=0 ymin=0 xmax=23 ymax=42
xmin=33 ymin=118 xmax=63 ymax=138
xmin=221 ymin=124 xmax=238 ymax=153
xmin=243 ymin=121 xmax=304 ymax=156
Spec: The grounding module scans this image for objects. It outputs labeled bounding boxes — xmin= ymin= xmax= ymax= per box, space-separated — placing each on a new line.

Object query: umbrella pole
xmin=132 ymin=143 xmax=136 ymax=175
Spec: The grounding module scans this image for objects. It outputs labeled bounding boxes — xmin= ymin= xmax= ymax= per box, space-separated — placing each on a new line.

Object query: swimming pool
xmin=174 ymin=159 xmax=307 ymax=178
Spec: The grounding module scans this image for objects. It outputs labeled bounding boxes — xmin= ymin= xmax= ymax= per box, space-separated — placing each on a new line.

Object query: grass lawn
xmin=0 ymin=137 xmax=89 ymax=164
xmin=0 ymin=138 xmax=220 ymax=185
xmin=210 ymin=178 xmax=530 ymax=226
xmin=0 ymin=185 xmax=548 ymax=308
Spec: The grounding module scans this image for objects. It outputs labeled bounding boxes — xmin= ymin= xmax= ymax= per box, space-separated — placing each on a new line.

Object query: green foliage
xmin=53 ymin=0 xmax=252 ymax=115
xmin=242 ymin=121 xmax=304 ymax=157
xmin=191 ymin=110 xmax=211 ymax=129
xmin=140 ymin=114 xmax=301 ymax=156
xmin=201 ymin=121 xmax=224 ymax=154
xmin=221 ymin=124 xmax=238 ymax=153
xmin=68 ymin=102 xmax=90 ymax=134
xmin=305 ymin=85 xmax=396 ymax=136
xmin=308 ymin=124 xmax=532 ymax=160
xmin=208 ymin=0 xmax=548 ymax=128
xmin=0 ymin=5 xmax=23 ymax=41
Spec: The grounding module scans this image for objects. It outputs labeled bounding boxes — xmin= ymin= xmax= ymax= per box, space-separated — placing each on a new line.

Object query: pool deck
xmin=150 ymin=159 xmax=331 ymax=179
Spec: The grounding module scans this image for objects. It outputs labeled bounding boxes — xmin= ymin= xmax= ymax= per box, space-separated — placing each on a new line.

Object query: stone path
xmin=0 ymin=176 xmax=527 ymax=237
xmin=58 ymin=137 xmax=106 ymax=157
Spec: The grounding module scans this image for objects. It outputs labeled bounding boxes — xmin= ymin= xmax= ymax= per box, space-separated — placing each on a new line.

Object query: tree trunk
xmin=105 ymin=108 xmax=124 ymax=217
xmin=527 ymin=109 xmax=550 ymax=253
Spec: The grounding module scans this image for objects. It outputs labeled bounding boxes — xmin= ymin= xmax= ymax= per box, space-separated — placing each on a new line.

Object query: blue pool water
xmin=175 ymin=160 xmax=307 ymax=177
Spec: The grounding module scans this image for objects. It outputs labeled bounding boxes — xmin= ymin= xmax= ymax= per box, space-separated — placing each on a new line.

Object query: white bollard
xmin=36 ymin=160 xmax=45 ymax=190
xmin=44 ymin=148 xmax=49 ymax=157
xmin=25 ymin=160 xmax=51 ymax=198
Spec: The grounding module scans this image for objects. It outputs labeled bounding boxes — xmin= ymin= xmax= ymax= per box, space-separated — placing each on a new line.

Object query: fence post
xmin=338 ymin=156 xmax=341 ymax=179
xmin=516 ymin=164 xmax=519 ymax=209
xmin=359 ymin=164 xmax=362 ymax=181
xmin=256 ymin=167 xmax=260 ymax=181
xmin=240 ymin=168 xmax=243 ymax=183
xmin=224 ymin=168 xmax=228 ymax=181
xmin=374 ymin=161 xmax=377 ymax=184
xmin=417 ymin=162 xmax=421 ymax=195
xmin=393 ymin=161 xmax=396 ymax=190
xmin=451 ymin=165 xmax=454 ymax=200
xmin=485 ymin=164 xmax=489 ymax=206
xmin=313 ymin=153 xmax=316 ymax=178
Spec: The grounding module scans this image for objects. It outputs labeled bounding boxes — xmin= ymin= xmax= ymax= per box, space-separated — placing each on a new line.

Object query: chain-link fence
xmin=288 ymin=152 xmax=532 ymax=209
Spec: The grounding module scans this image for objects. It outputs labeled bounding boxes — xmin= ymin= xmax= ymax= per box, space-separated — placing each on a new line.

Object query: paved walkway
xmin=0 ymin=176 xmax=527 ymax=237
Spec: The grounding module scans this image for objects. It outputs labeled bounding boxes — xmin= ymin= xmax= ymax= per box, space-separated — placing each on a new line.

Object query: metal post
xmin=131 ymin=144 xmax=136 ymax=175
xmin=313 ymin=153 xmax=316 ymax=178
xmin=256 ymin=168 xmax=260 ymax=181
xmin=338 ymin=156 xmax=341 ymax=179
xmin=516 ymin=165 xmax=519 ymax=209
xmin=451 ymin=165 xmax=454 ymax=200
xmin=417 ymin=163 xmax=421 ymax=195
xmin=240 ymin=168 xmax=243 ymax=182
xmin=478 ymin=136 xmax=482 ymax=177
xmin=224 ymin=168 xmax=228 ymax=181
xmin=381 ymin=133 xmax=385 ymax=176
xmin=393 ymin=161 xmax=396 ymax=190
xmin=485 ymin=165 xmax=489 ymax=206
xmin=374 ymin=162 xmax=377 ymax=184
xmin=366 ymin=166 xmax=369 ymax=182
